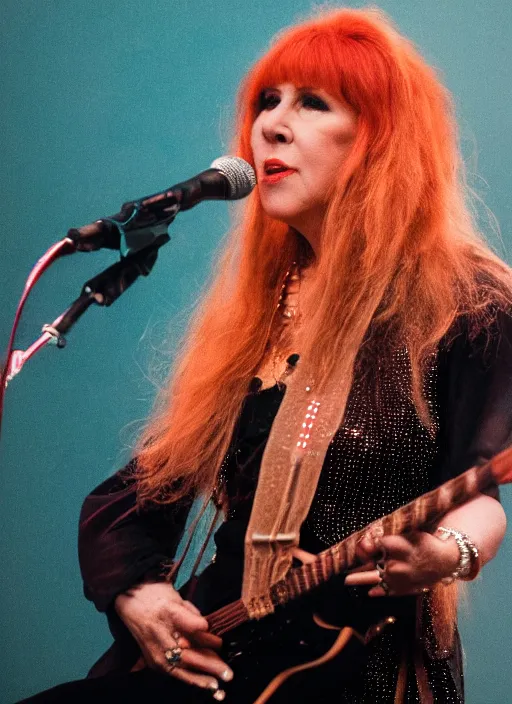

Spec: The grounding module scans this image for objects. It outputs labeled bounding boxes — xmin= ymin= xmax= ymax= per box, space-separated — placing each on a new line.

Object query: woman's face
xmin=250 ymin=82 xmax=358 ymax=245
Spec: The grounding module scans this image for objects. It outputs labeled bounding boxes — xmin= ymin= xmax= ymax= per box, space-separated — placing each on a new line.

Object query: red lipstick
xmin=261 ymin=158 xmax=296 ymax=184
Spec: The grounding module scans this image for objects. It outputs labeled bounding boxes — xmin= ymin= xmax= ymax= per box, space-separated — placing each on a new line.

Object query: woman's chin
xmin=260 ymin=204 xmax=301 ymax=228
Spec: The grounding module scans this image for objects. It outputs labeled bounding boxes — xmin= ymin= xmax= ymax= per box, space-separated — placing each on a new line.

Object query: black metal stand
xmin=3 ymin=234 xmax=169 ymax=390
xmin=54 ymin=233 xmax=169 ymax=339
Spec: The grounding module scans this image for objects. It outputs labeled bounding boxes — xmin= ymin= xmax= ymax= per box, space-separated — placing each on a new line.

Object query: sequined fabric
xmin=219 ymin=347 xmax=463 ymax=703
xmin=304 ymin=347 xmax=438 ymax=547
xmin=73 ymin=307 xmax=512 ymax=694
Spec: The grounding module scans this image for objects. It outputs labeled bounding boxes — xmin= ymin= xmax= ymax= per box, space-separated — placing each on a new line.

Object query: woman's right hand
xmin=114 ymin=581 xmax=233 ymax=695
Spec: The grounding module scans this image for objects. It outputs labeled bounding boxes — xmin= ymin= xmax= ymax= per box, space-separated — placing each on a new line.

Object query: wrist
xmin=435 ymin=532 xmax=461 ymax=579
xmin=435 ymin=526 xmax=481 ymax=583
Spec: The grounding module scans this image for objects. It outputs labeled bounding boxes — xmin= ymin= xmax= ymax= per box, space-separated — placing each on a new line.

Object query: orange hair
xmin=135 ymin=7 xmax=512 ymax=510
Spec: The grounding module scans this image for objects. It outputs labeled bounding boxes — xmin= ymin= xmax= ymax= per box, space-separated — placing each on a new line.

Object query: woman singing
xmin=21 ymin=6 xmax=512 ymax=703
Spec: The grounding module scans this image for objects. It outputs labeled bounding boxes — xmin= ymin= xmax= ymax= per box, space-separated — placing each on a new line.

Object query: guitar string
xmin=208 ymin=462 xmax=498 ymax=635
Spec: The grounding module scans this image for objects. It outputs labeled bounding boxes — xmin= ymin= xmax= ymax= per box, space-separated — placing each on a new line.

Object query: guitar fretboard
xmin=207 ymin=446 xmax=512 ymax=636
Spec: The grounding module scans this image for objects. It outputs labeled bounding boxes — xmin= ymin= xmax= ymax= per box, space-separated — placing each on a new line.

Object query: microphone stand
xmin=4 ymin=234 xmax=169 ymax=388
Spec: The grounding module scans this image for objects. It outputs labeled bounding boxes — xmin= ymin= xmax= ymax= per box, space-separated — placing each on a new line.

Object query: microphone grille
xmin=210 ymin=156 xmax=256 ymax=200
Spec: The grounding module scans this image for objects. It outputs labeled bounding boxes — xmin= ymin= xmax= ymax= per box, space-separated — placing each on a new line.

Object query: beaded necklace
xmin=254 ymin=261 xmax=302 ymax=389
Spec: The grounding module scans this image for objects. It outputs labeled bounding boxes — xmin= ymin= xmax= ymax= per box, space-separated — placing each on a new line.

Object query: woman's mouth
xmin=261 ymin=159 xmax=297 ymax=184
xmin=261 ymin=169 xmax=296 ymax=184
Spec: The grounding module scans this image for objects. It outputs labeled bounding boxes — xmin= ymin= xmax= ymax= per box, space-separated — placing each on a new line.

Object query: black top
xmin=78 ymin=309 xmax=512 ymax=699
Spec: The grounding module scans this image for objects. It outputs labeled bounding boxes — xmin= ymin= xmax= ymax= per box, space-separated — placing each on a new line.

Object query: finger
xmin=379 ymin=535 xmax=414 ymax=561
xmin=355 ymin=534 xmax=379 ymax=562
xmin=130 ymin=655 xmax=146 ymax=672
xmin=168 ymin=603 xmax=209 ymax=634
xmin=191 ymin=631 xmax=223 ymax=651
xmin=345 ymin=561 xmax=376 ymax=575
xmin=181 ymin=647 xmax=233 ymax=683
xmin=174 ymin=634 xmax=192 ymax=649
xmin=291 ymin=547 xmax=316 ymax=564
xmin=344 ymin=569 xmax=381 ymax=586
xmin=401 ymin=530 xmax=430 ymax=546
xmin=182 ymin=600 xmax=202 ymax=616
xmin=166 ymin=628 xmax=222 ymax=651
xmin=384 ymin=560 xmax=410 ymax=578
xmin=355 ymin=530 xmax=387 ymax=562
xmin=166 ymin=664 xmax=223 ymax=697
xmin=368 ymin=585 xmax=388 ymax=597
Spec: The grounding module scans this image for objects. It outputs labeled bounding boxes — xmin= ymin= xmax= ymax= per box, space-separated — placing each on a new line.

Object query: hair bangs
xmin=247 ymin=28 xmax=353 ymax=118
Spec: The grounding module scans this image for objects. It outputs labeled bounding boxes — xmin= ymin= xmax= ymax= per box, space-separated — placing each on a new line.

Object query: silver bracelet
xmin=435 ymin=526 xmax=479 ymax=584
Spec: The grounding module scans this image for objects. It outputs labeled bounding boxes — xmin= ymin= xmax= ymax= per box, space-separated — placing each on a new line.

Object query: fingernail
xmin=213 ymin=690 xmax=226 ymax=701
xmin=207 ymin=681 xmax=219 ymax=692
xmin=220 ymin=668 xmax=233 ymax=682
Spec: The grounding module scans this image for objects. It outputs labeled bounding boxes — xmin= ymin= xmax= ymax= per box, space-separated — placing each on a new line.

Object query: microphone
xmin=67 ymin=156 xmax=256 ymax=256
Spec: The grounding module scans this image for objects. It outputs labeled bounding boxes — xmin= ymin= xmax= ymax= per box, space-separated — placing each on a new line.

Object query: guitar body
xmin=214 ymin=580 xmax=398 ymax=703
xmin=221 ymin=614 xmax=363 ymax=702
xmin=126 ymin=451 xmax=512 ymax=701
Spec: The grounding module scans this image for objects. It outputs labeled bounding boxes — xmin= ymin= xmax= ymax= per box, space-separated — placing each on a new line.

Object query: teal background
xmin=1 ymin=1 xmax=511 ymax=702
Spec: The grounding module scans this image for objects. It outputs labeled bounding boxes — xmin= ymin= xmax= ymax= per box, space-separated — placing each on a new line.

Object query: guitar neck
xmin=291 ymin=460 xmax=495 ymax=596
xmin=207 ymin=446 xmax=512 ymax=636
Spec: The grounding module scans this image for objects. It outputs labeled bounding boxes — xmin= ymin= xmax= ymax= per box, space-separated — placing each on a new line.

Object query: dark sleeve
xmin=435 ymin=307 xmax=512 ymax=494
xmin=78 ymin=460 xmax=194 ymax=613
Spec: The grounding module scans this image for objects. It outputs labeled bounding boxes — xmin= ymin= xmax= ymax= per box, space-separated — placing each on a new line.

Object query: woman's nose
xmin=261 ymin=110 xmax=293 ymax=144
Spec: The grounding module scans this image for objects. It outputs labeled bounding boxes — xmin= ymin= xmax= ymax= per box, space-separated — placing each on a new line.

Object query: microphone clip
xmin=67 ymin=191 xmax=180 ymax=258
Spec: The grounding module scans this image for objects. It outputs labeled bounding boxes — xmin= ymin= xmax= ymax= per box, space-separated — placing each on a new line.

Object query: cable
xmin=0 ymin=237 xmax=74 ymax=439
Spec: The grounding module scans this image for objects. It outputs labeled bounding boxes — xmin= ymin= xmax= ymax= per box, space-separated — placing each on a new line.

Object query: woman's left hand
xmin=344 ymin=530 xmax=460 ymax=596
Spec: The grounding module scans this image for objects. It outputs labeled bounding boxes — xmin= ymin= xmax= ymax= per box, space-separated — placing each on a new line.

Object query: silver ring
xmin=164 ymin=646 xmax=183 ymax=670
xmin=376 ymin=560 xmax=386 ymax=578
xmin=172 ymin=630 xmax=182 ymax=645
xmin=379 ymin=577 xmax=390 ymax=595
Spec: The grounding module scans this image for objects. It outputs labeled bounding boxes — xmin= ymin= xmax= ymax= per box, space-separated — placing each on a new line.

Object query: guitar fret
xmin=210 ymin=449 xmax=512 ymax=644
xmin=327 ymin=545 xmax=337 ymax=573
xmin=326 ymin=548 xmax=334 ymax=578
xmin=320 ymin=551 xmax=330 ymax=582
xmin=309 ymin=561 xmax=320 ymax=587
xmin=302 ymin=565 xmax=311 ymax=591
xmin=384 ymin=512 xmax=397 ymax=535
xmin=291 ymin=569 xmax=301 ymax=596
xmin=437 ymin=483 xmax=452 ymax=514
xmin=391 ymin=506 xmax=407 ymax=534
xmin=312 ymin=564 xmax=320 ymax=585
xmin=331 ymin=543 xmax=342 ymax=573
xmin=415 ymin=495 xmax=428 ymax=526
xmin=286 ymin=578 xmax=295 ymax=600
xmin=343 ymin=537 xmax=356 ymax=568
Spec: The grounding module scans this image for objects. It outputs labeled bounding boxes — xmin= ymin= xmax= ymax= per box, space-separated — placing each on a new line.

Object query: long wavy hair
xmin=135 ymin=7 xmax=511 ymax=510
